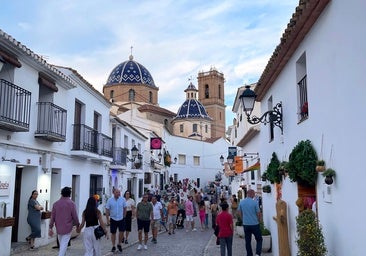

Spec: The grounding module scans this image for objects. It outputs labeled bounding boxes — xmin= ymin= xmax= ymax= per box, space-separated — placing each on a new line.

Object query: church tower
xmin=197 ymin=68 xmax=226 ymax=138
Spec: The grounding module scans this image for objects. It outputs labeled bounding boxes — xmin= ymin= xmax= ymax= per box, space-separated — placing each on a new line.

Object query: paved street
xmin=11 ymin=219 xmax=273 ymax=256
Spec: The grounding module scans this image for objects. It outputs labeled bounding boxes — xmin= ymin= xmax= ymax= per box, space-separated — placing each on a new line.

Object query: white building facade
xmin=249 ymin=0 xmax=366 ymax=255
xmin=0 ymin=30 xmax=112 ymax=255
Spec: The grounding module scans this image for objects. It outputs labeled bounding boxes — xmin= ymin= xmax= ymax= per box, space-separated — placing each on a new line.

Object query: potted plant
xmin=262 ymin=185 xmax=271 ymax=193
xmin=278 ymin=160 xmax=289 ymax=177
xmin=0 ymin=217 xmax=15 ymax=228
xmin=316 ymin=160 xmax=326 ymax=172
xmin=260 ymin=222 xmax=271 ymax=252
xmin=322 ymin=168 xmax=336 ymax=185
xmin=296 ymin=209 xmax=327 ymax=256
xmin=266 ymin=152 xmax=281 ymax=184
xmin=288 ymin=140 xmax=318 ymax=186
xmin=261 ymin=172 xmax=268 ymax=182
xmin=235 ymin=216 xmax=244 ymax=237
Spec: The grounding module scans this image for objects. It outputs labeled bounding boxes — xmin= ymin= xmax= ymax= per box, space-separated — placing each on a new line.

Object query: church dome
xmin=174 ymin=99 xmax=212 ymax=120
xmin=105 ymin=55 xmax=156 ymax=87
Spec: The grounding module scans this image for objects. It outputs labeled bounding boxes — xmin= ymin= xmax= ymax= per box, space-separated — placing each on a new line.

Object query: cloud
xmin=0 ymin=0 xmax=299 ymax=128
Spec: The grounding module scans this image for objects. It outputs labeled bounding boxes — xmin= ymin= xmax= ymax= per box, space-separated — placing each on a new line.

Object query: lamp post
xmin=131 ymin=145 xmax=139 ymax=161
xmin=239 ymin=85 xmax=283 ymax=134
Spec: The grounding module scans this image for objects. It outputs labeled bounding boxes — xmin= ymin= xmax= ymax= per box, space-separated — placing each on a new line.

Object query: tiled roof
xmin=138 ymin=104 xmax=176 ymax=117
xmin=174 ymin=99 xmax=212 ymax=121
xmin=105 ymin=55 xmax=156 ymax=87
xmin=255 ymin=0 xmax=331 ymax=100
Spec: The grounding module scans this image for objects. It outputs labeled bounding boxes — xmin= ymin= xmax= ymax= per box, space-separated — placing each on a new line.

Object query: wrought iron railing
xmin=112 ymin=147 xmax=128 ymax=165
xmin=35 ymin=102 xmax=67 ymax=141
xmin=0 ymin=79 xmax=31 ymax=131
xmin=72 ymin=124 xmax=112 ymax=157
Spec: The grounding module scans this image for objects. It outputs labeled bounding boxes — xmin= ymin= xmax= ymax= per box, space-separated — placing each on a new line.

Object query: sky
xmin=0 ymin=0 xmax=298 ymax=128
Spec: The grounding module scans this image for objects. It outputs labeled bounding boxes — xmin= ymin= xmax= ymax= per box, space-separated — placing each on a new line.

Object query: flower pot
xmin=41 ymin=211 xmax=52 ymax=219
xmin=324 ymin=176 xmax=334 ymax=185
xmin=316 ymin=165 xmax=326 ymax=172
xmin=0 ymin=217 xmax=15 ymax=228
xmin=236 ymin=225 xmax=244 ymax=237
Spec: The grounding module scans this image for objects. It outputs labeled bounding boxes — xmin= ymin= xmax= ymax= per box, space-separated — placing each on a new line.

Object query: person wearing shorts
xmin=105 ymin=189 xmax=127 ymax=253
xmin=136 ymin=194 xmax=153 ymax=250
xmin=167 ymin=197 xmax=178 ymax=235
xmin=185 ymin=195 xmax=196 ymax=232
xmin=151 ymin=196 xmax=163 ymax=244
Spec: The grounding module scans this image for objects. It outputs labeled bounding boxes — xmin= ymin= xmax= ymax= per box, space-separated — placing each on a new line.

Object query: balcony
xmin=0 ymin=79 xmax=31 ymax=132
xmin=35 ymin=102 xmax=67 ymax=142
xmin=71 ymin=124 xmax=112 ymax=161
xmin=110 ymin=147 xmax=128 ymax=170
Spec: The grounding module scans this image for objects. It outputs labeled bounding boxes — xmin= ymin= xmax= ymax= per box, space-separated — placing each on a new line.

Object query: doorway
xmin=11 ymin=167 xmax=22 ymax=242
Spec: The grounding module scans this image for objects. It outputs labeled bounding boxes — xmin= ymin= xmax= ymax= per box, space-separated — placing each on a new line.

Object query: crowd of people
xmin=26 ymin=182 xmax=264 ymax=256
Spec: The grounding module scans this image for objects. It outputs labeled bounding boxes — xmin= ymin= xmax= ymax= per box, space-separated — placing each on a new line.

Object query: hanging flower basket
xmin=0 ymin=217 xmax=15 ymax=228
xmin=316 ymin=160 xmax=326 ymax=172
xmin=41 ymin=211 xmax=52 ymax=219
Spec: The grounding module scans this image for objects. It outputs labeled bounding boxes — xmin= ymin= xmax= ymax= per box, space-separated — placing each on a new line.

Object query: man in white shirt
xmin=151 ymin=196 xmax=163 ymax=243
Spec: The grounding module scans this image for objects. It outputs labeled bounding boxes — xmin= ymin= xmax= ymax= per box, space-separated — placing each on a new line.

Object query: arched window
xmin=110 ymin=90 xmax=114 ymax=99
xmin=128 ymin=89 xmax=135 ymax=101
xmin=149 ymin=91 xmax=153 ymax=103
xmin=218 ymin=84 xmax=221 ymax=99
xmin=205 ymin=84 xmax=209 ymax=98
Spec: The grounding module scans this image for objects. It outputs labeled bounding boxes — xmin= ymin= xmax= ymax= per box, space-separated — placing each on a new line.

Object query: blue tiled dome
xmin=174 ymin=99 xmax=212 ymax=120
xmin=106 ymin=55 xmax=156 ymax=87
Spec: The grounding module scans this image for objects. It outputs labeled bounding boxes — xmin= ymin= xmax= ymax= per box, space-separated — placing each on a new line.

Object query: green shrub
xmin=288 ymin=140 xmax=318 ymax=186
xmin=296 ymin=209 xmax=327 ymax=256
xmin=266 ymin=152 xmax=281 ymax=183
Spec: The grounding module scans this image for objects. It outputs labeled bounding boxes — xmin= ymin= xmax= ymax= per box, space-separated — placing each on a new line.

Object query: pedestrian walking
xmin=49 ymin=187 xmax=80 ymax=256
xmin=105 ymin=188 xmax=127 ymax=253
xmin=124 ymin=190 xmax=136 ymax=244
xmin=238 ymin=189 xmax=263 ymax=256
xmin=204 ymin=197 xmax=211 ymax=229
xmin=230 ymin=194 xmax=238 ymax=219
xmin=167 ymin=197 xmax=178 ymax=234
xmin=26 ymin=190 xmax=43 ymax=250
xmin=77 ymin=197 xmax=109 ymax=256
xmin=151 ymin=195 xmax=163 ymax=243
xmin=198 ymin=200 xmax=206 ymax=231
xmin=216 ymin=202 xmax=234 ymax=256
xmin=185 ymin=195 xmax=197 ymax=232
xmin=136 ymin=193 xmax=153 ymax=250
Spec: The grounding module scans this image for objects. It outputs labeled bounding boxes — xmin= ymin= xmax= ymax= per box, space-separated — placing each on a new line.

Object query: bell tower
xmin=197 ymin=68 xmax=226 ymax=138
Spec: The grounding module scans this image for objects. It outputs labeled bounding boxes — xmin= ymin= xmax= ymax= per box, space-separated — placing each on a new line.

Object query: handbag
xmin=94 ymin=225 xmax=105 ymax=240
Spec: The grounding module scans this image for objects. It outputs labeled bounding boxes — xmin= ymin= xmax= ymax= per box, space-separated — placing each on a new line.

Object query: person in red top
xmin=216 ymin=202 xmax=233 ymax=256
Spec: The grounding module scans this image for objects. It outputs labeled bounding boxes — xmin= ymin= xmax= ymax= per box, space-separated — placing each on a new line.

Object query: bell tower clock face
xmin=150 ymin=138 xmax=162 ymax=150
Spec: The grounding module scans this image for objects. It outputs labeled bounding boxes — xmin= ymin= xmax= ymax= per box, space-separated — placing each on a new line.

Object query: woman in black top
xmin=77 ymin=197 xmax=108 ymax=256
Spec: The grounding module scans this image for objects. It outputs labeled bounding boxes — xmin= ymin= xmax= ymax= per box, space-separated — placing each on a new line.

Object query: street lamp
xmin=239 ymin=85 xmax=283 ymax=134
xmin=130 ymin=145 xmax=139 ymax=162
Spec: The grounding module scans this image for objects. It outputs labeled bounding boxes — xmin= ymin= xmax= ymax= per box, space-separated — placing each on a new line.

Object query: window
xmin=205 ymin=84 xmax=209 ymax=98
xmin=110 ymin=90 xmax=114 ymax=99
xmin=296 ymin=53 xmax=308 ymax=122
xmin=218 ymin=84 xmax=221 ymax=99
xmin=144 ymin=173 xmax=151 ymax=184
xmin=124 ymin=135 xmax=128 ymax=149
xmin=178 ymin=154 xmax=186 ymax=165
xmin=138 ymin=179 xmax=144 ymax=197
xmin=128 ymin=89 xmax=135 ymax=101
xmin=205 ymin=125 xmax=208 ymax=133
xmin=193 ymin=123 xmax=198 ymax=132
xmin=149 ymin=91 xmax=153 ymax=103
xmin=180 ymin=124 xmax=184 ymax=133
xmin=193 ymin=156 xmax=200 ymax=166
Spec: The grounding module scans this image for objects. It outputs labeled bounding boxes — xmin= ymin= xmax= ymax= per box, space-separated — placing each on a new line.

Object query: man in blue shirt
xmin=238 ymin=189 xmax=263 ymax=256
xmin=106 ymin=189 xmax=127 ymax=253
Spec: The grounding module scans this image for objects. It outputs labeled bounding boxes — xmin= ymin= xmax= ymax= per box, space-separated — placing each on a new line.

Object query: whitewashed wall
xmin=257 ymin=1 xmax=366 ymax=255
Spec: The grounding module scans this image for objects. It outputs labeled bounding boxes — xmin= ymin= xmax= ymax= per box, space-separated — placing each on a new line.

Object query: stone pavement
xmin=12 ymin=219 xmax=273 ymax=256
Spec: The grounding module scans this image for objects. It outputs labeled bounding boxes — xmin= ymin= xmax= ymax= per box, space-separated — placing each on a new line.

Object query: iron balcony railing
xmin=0 ymin=79 xmax=31 ymax=131
xmin=72 ymin=124 xmax=112 ymax=157
xmin=35 ymin=102 xmax=67 ymax=142
xmin=112 ymin=147 xmax=128 ymax=165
